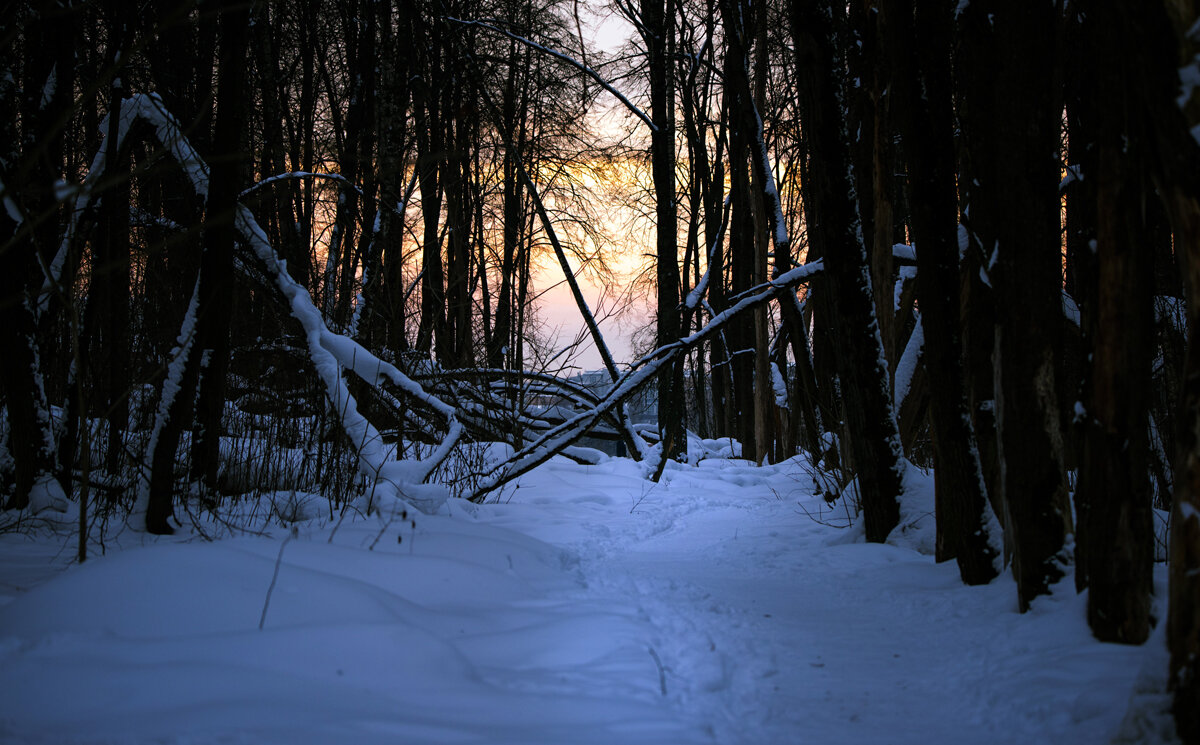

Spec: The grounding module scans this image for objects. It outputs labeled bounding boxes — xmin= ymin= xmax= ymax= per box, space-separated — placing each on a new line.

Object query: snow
xmin=1178 ymin=55 xmax=1200 ymax=110
xmin=892 ymin=242 xmax=916 ymax=262
xmin=26 ymin=474 xmax=67 ymax=515
xmin=134 ymin=278 xmax=201 ymax=524
xmin=894 ymin=316 xmax=924 ymax=410
xmin=0 ymin=453 xmax=1169 ymax=744
xmin=770 ymin=362 xmax=788 ymax=408
xmin=50 ymin=92 xmax=466 ymax=516
xmin=0 ymin=175 xmax=22 ymax=225
xmin=1062 ymin=291 xmax=1082 ymax=328
xmin=886 ymin=461 xmax=938 ymax=555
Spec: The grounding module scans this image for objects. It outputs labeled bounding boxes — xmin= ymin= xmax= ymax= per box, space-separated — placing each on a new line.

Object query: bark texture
xmin=903 ymin=0 xmax=999 ymax=585
xmin=790 ymin=0 xmax=903 ymax=542
xmin=990 ymin=0 xmax=1072 ymax=611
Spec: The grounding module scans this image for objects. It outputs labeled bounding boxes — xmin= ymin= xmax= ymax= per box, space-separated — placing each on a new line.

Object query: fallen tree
xmin=466 ymin=260 xmax=824 ymax=501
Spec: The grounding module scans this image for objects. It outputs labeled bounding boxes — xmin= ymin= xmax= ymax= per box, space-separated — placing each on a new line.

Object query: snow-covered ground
xmin=0 ymin=453 xmax=1176 ymax=744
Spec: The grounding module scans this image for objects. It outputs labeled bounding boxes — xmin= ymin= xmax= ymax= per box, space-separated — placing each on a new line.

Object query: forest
xmin=2 ymin=0 xmax=1200 ymax=742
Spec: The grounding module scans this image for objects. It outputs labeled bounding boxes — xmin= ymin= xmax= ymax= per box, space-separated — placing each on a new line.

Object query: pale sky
xmin=534 ymin=5 xmax=645 ymax=373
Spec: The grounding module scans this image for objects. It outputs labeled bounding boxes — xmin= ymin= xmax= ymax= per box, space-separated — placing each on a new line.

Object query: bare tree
xmin=789 ymin=0 xmax=903 ymax=542
xmin=900 ymin=0 xmax=999 ymax=583
xmin=146 ymin=0 xmax=251 ymax=532
xmin=987 ymin=0 xmax=1073 ymax=612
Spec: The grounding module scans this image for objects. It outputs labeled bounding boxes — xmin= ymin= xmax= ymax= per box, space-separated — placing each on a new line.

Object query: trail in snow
xmin=483 ymin=456 xmax=1171 ymax=745
xmin=0 ymin=453 xmax=1176 ymax=744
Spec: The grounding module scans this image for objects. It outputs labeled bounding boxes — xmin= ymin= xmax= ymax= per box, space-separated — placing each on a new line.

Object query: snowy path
xmin=487 ymin=457 xmax=1166 ymax=744
xmin=0 ymin=454 xmax=1171 ymax=744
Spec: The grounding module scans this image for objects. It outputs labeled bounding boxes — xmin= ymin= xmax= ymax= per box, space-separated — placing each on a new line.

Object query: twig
xmin=445 ymin=17 xmax=657 ymax=132
xmin=369 ymin=506 xmax=406 ymax=551
xmin=648 ymin=647 xmax=667 ymax=696
xmin=259 ymin=525 xmax=298 ymax=630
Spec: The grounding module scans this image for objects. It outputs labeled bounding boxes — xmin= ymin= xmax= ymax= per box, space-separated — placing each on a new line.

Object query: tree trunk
xmin=489 ymin=42 xmax=527 ymax=371
xmin=97 ymin=3 xmax=131 ymax=474
xmin=445 ymin=91 xmax=475 ymax=368
xmin=790 ymin=0 xmax=904 ymax=542
xmin=1063 ymin=2 xmax=1154 ymax=644
xmin=990 ymin=0 xmax=1072 ymax=611
xmin=146 ymin=0 xmax=250 ymax=528
xmin=720 ymin=0 xmax=778 ymax=463
xmin=853 ymin=0 xmax=899 ymax=384
xmin=954 ymin=0 xmax=1007 ymax=557
xmin=1166 ymin=177 xmax=1200 ymax=741
xmin=725 ymin=88 xmax=758 ymax=458
xmin=644 ymin=0 xmax=685 ymax=464
xmin=191 ymin=0 xmax=251 ymax=490
xmin=0 ymin=3 xmax=72 ymax=512
xmin=413 ymin=15 xmax=447 ymax=361
xmin=1112 ymin=1 xmax=1200 ymax=738
xmin=903 ymin=0 xmax=1000 ymax=584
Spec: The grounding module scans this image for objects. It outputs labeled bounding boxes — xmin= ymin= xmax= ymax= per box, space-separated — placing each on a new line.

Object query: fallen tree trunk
xmin=467 ymin=261 xmax=824 ymax=501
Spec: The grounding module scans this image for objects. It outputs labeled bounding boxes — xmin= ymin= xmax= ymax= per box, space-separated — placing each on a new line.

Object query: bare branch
xmin=444 ymin=16 xmax=658 ymax=132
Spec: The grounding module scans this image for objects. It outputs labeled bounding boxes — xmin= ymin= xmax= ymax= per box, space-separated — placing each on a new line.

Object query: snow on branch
xmin=444 ymin=16 xmax=658 ymax=132
xmin=724 ymin=259 xmax=825 ymax=307
xmin=414 ymin=367 xmax=651 ymax=453
xmin=468 ymin=259 xmax=823 ymax=500
xmin=133 ymin=277 xmax=202 ymax=522
xmin=894 ymin=317 xmax=924 ymax=412
xmin=892 ymin=243 xmax=917 ymax=263
xmin=74 ymin=93 xmax=462 ymax=513
xmin=236 ymin=206 xmax=463 ymax=494
xmin=685 ymin=194 xmax=732 ymax=310
xmin=41 ymin=93 xmax=209 ymax=315
xmin=238 ymin=171 xmax=405 ymax=218
xmin=749 ymin=98 xmax=790 ymax=251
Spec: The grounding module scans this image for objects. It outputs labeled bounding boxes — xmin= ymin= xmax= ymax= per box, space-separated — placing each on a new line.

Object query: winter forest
xmin=1 ymin=0 xmax=1199 ymax=742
